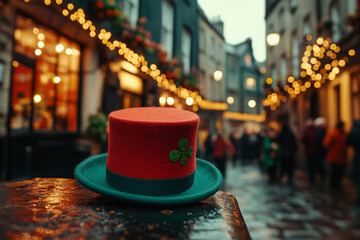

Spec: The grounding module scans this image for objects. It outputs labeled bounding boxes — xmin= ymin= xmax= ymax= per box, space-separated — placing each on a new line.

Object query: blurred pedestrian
xmin=205 ymin=132 xmax=214 ymax=163
xmin=213 ymin=131 xmax=235 ymax=179
xmin=278 ymin=123 xmax=297 ymax=185
xmin=323 ymin=121 xmax=347 ymax=189
xmin=240 ymin=130 xmax=250 ymax=165
xmin=314 ymin=117 xmax=327 ymax=183
xmin=301 ymin=118 xmax=318 ymax=184
xmin=229 ymin=133 xmax=240 ymax=166
xmin=263 ymin=127 xmax=280 ymax=183
xmin=346 ymin=120 xmax=360 ymax=203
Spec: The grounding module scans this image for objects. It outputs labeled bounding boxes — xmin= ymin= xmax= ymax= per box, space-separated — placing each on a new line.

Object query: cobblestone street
xmin=224 ymin=163 xmax=360 ymax=240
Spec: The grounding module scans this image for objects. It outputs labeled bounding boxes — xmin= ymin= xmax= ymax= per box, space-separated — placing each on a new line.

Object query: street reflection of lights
xmin=56 ymin=44 xmax=64 ymax=52
xmin=53 ymin=76 xmax=61 ymax=84
xmin=349 ymin=49 xmax=355 ymax=56
xmin=167 ymin=97 xmax=174 ymax=105
xmin=33 ymin=27 xmax=39 ymax=34
xmin=37 ymin=33 xmax=45 ymax=41
xmin=38 ymin=41 xmax=45 ymax=48
xmin=248 ymin=100 xmax=256 ymax=108
xmin=12 ymin=61 xmax=19 ymax=67
xmin=186 ymin=97 xmax=194 ymax=106
xmin=159 ymin=97 xmax=166 ymax=106
xmin=35 ymin=49 xmax=42 ymax=56
xmin=34 ymin=94 xmax=42 ymax=103
xmin=227 ymin=96 xmax=234 ymax=105
xmin=65 ymin=48 xmax=72 ymax=55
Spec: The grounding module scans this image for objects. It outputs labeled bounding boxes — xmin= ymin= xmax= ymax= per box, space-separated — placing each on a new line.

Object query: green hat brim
xmin=74 ymin=153 xmax=223 ymax=205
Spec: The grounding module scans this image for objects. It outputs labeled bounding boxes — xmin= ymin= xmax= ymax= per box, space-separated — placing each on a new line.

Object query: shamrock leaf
xmin=178 ymin=138 xmax=188 ymax=152
xmin=181 ymin=156 xmax=187 ymax=166
xmin=170 ymin=150 xmax=182 ymax=162
xmin=169 ymin=138 xmax=193 ymax=166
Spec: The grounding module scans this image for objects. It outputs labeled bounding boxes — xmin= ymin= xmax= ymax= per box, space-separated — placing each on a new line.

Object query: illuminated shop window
xmin=11 ymin=15 xmax=80 ymax=132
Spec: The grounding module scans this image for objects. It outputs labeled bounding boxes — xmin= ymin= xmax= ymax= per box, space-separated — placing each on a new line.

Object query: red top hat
xmin=106 ymin=107 xmax=199 ymax=195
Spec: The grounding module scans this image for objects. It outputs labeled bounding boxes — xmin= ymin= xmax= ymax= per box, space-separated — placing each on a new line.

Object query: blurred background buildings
xmin=264 ymin=0 xmax=359 ymax=168
xmin=0 ymin=0 xmax=265 ymax=180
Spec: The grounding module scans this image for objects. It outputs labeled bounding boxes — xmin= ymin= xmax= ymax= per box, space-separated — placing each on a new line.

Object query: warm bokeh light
xmin=12 ymin=61 xmax=19 ymax=67
xmin=37 ymin=33 xmax=45 ymax=41
xmin=186 ymin=97 xmax=194 ymax=106
xmin=287 ymin=76 xmax=294 ymax=83
xmin=213 ymin=70 xmax=223 ymax=81
xmin=33 ymin=94 xmax=42 ymax=103
xmin=227 ymin=96 xmax=234 ymax=105
xmin=35 ymin=49 xmax=42 ymax=56
xmin=52 ymin=76 xmax=61 ymax=84
xmin=266 ymin=33 xmax=280 ymax=46
xmin=248 ymin=100 xmax=256 ymax=108
xmin=246 ymin=77 xmax=256 ymax=88
xmin=38 ymin=41 xmax=45 ymax=48
xmin=56 ymin=44 xmax=64 ymax=52
xmin=349 ymin=49 xmax=355 ymax=56
xmin=159 ymin=96 xmax=166 ymax=106
xmin=166 ymin=97 xmax=174 ymax=105
xmin=266 ymin=77 xmax=273 ymax=85
xmin=65 ymin=48 xmax=72 ymax=55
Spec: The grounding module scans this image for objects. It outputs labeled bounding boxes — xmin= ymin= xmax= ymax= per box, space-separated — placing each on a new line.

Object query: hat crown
xmin=106 ymin=107 xmax=199 ymax=195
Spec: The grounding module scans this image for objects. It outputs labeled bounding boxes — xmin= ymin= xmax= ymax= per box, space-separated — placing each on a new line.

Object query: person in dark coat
xmin=229 ymin=133 xmax=240 ymax=166
xmin=240 ymin=131 xmax=250 ymax=165
xmin=301 ymin=118 xmax=318 ymax=184
xmin=205 ymin=132 xmax=214 ymax=164
xmin=346 ymin=120 xmax=360 ymax=203
xmin=278 ymin=123 xmax=297 ymax=184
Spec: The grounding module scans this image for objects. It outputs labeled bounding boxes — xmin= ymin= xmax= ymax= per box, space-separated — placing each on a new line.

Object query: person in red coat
xmin=213 ymin=131 xmax=235 ymax=179
xmin=323 ymin=121 xmax=347 ymax=188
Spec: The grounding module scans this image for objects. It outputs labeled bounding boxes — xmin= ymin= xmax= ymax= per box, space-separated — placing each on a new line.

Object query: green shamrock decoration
xmin=169 ymin=138 xmax=193 ymax=166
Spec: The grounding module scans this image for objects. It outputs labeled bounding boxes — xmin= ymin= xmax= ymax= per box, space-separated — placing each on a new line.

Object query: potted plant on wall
xmin=86 ymin=113 xmax=108 ymax=155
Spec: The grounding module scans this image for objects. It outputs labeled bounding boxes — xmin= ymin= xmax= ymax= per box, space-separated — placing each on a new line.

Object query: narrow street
xmin=225 ymin=163 xmax=360 ymax=240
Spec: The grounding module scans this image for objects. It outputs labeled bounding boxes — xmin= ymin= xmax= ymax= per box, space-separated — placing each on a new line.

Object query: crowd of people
xmin=203 ymin=118 xmax=360 ymax=203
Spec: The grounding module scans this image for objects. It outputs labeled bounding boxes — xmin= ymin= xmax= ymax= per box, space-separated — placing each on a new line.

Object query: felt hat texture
xmin=75 ymin=107 xmax=223 ymax=205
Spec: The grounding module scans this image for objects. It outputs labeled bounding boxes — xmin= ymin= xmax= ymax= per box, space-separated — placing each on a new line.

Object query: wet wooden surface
xmin=0 ymin=178 xmax=251 ymax=239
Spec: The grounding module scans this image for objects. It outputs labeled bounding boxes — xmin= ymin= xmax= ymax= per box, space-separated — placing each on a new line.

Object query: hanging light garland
xmin=263 ymin=35 xmax=356 ymax=111
xmin=22 ymin=0 xmax=228 ymax=112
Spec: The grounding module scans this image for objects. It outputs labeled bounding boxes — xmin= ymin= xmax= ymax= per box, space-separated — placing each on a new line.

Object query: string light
xmin=30 ymin=0 xmax=226 ymax=112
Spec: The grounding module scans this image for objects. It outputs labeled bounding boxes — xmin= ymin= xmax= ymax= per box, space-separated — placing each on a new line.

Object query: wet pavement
xmin=224 ymin=163 xmax=360 ymax=240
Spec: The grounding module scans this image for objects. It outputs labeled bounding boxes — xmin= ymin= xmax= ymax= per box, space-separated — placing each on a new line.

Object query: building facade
xmin=0 ymin=0 xmax=106 ymax=179
xmin=265 ymin=0 xmax=359 ymax=133
xmin=197 ymin=7 xmax=226 ymax=154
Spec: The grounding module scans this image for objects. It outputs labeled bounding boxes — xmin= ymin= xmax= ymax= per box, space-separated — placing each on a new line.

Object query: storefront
xmin=0 ymin=0 xmax=103 ymax=180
